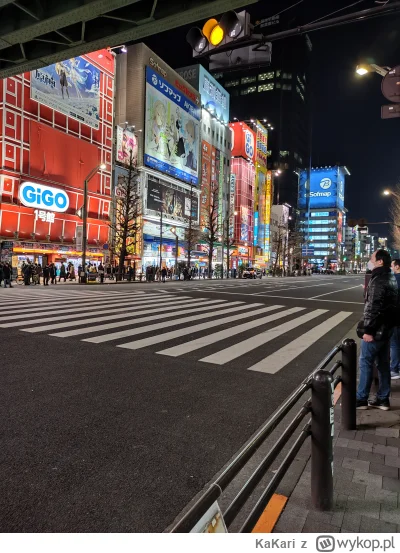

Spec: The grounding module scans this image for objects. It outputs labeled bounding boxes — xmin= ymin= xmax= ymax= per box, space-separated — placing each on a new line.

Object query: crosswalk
xmin=0 ymin=289 xmax=354 ymax=375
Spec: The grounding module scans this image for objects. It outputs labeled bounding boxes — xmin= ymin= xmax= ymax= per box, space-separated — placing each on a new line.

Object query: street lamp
xmin=81 ymin=162 xmax=106 ymax=283
xmin=356 ymin=63 xmax=389 ymax=77
xmin=383 ymin=189 xmax=400 ymax=200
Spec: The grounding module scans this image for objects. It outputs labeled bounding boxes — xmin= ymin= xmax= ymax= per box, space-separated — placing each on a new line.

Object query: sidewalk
xmin=274 ymin=378 xmax=400 ymax=533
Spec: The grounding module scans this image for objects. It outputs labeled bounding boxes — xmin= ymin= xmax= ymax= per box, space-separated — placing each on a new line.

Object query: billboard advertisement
xmin=116 ymin=126 xmax=138 ymax=166
xmin=298 ymin=167 xmax=346 ymax=210
xmin=177 ymin=65 xmax=230 ymax=124
xmin=241 ymin=206 xmax=249 ymax=242
xmin=31 ymin=56 xmax=101 ymax=129
xmin=256 ymin=121 xmax=268 ymax=168
xmin=264 ymin=171 xmax=273 ymax=260
xmin=144 ymin=66 xmax=200 ymax=186
xmin=146 ymin=177 xmax=199 ymax=224
xmin=230 ymin=122 xmax=256 ymax=163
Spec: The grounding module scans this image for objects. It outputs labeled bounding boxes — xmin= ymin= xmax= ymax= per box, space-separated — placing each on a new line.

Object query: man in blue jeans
xmin=390 ymin=258 xmax=400 ymax=380
xmin=357 ymin=249 xmax=398 ymax=411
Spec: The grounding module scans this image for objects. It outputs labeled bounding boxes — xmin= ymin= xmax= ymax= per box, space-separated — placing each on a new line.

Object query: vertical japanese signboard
xmin=200 ymin=140 xmax=212 ymax=229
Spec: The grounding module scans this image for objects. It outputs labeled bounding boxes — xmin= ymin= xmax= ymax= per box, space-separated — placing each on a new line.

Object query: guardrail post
xmin=341 ymin=338 xmax=357 ymax=431
xmin=311 ymin=370 xmax=334 ymax=511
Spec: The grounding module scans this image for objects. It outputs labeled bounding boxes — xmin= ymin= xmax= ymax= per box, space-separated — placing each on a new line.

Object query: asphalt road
xmin=0 ymin=275 xmax=364 ymax=532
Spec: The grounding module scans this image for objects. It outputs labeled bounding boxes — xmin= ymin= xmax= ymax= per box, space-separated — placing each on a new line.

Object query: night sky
xmin=145 ymin=0 xmax=400 ymax=241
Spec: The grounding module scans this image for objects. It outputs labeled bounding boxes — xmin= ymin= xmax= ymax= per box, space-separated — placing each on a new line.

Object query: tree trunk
xmin=208 ymin=249 xmax=213 ymax=278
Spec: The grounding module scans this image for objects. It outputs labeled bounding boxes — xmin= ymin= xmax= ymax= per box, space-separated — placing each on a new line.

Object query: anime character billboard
xmin=144 ymin=67 xmax=200 ymax=186
xmin=31 ymin=56 xmax=101 ymax=129
xmin=116 ymin=126 xmax=138 ymax=167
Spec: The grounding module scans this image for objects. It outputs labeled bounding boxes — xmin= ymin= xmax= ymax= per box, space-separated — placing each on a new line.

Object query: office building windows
xmin=282 ymin=72 xmax=292 ymax=80
xmin=258 ymin=83 xmax=274 ymax=92
xmin=258 ymin=72 xmax=274 ymax=81
xmin=279 ymin=150 xmax=289 ymax=158
xmin=282 ymin=84 xmax=292 ymax=91
xmin=240 ymin=86 xmax=257 ymax=95
xmin=225 ymin=79 xmax=239 ymax=88
xmin=241 ymin=76 xmax=256 ymax=84
xmin=296 ymin=85 xmax=305 ymax=102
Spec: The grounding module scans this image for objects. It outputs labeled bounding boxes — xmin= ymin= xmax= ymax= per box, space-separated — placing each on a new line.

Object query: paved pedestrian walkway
xmin=274 ymin=378 xmax=400 ymax=533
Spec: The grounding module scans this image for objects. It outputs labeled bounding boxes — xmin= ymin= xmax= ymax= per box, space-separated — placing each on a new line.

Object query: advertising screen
xmin=146 ymin=177 xmax=199 ymax=224
xmin=177 ymin=65 xmax=230 ymax=124
xmin=199 ymin=66 xmax=230 ymax=124
xmin=31 ymin=56 xmax=101 ymax=129
xmin=116 ymin=126 xmax=138 ymax=166
xmin=230 ymin=122 xmax=256 ymax=163
xmin=298 ymin=167 xmax=346 ymax=210
xmin=144 ymin=66 xmax=200 ymax=186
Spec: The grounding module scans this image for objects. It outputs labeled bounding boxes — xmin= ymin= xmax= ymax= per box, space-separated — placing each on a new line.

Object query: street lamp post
xmin=170 ymin=226 xmax=179 ymax=278
xmin=159 ymin=208 xmax=163 ymax=270
xmin=356 ymin=63 xmax=390 ymax=77
xmin=81 ymin=163 xmax=106 ymax=283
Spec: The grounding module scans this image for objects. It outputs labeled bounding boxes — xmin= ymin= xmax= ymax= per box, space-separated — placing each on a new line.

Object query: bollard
xmin=341 ymin=338 xmax=357 ymax=431
xmin=311 ymin=370 xmax=334 ymax=511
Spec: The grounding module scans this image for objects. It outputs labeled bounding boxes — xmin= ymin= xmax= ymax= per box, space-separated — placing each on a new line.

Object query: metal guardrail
xmin=170 ymin=338 xmax=357 ymax=533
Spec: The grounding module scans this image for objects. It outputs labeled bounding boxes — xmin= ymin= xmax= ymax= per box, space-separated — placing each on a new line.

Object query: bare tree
xmin=184 ymin=184 xmax=203 ymax=271
xmin=109 ymin=153 xmax=141 ymax=280
xmin=271 ymin=226 xmax=285 ymax=276
xmin=390 ymin=185 xmax=400 ymax=250
xmin=201 ymin=179 xmax=219 ymax=278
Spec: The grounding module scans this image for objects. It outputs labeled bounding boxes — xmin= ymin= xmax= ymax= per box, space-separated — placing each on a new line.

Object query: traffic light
xmin=186 ymin=10 xmax=252 ymax=57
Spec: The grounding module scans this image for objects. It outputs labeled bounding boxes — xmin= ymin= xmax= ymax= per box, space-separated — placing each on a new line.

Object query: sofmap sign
xmin=19 ymin=182 xmax=69 ymax=212
xmin=298 ymin=168 xmax=346 ymax=209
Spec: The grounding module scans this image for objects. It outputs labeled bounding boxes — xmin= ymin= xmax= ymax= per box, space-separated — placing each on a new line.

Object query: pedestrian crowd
xmin=0 ymin=261 xmax=78 ymax=287
xmin=357 ymin=249 xmax=400 ymax=411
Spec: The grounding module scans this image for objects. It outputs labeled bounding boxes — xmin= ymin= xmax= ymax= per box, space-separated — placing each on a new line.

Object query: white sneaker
xmin=390 ymin=372 xmax=400 ymax=380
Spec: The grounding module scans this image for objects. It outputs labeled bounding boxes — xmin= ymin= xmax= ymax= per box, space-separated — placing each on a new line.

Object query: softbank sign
xmin=19 ymin=182 xmax=69 ymax=212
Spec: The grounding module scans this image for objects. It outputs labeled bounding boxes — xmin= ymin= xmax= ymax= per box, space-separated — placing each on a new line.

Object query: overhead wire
xmin=305 ymin=0 xmax=368 ymax=26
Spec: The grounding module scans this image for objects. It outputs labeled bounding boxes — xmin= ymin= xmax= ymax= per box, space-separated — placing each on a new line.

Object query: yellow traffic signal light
xmin=187 ymin=10 xmax=250 ymax=57
xmin=202 ymin=19 xmax=224 ymax=46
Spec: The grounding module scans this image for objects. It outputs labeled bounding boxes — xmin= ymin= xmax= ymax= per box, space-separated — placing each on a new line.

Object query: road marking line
xmin=1 ymin=295 xmax=188 ymax=327
xmin=157 ymin=306 xmax=304 ymax=357
xmin=310 ymin=285 xmax=362 ymax=299
xmin=47 ymin=299 xmax=228 ymax=337
xmin=247 ymin=311 xmax=352 ymax=374
xmin=189 ymin=290 xmax=365 ymax=305
xmin=114 ymin=304 xmax=284 ymax=350
xmin=251 ymin=494 xmax=288 ymax=533
xmin=85 ymin=302 xmax=251 ymax=344
xmin=0 ymin=291 xmax=150 ymax=314
xmin=22 ymin=298 xmax=216 ymax=334
xmin=201 ymin=309 xmax=328 ymax=365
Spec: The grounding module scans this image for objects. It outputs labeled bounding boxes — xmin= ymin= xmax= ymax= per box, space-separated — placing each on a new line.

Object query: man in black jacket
xmin=357 ymin=249 xmax=398 ymax=410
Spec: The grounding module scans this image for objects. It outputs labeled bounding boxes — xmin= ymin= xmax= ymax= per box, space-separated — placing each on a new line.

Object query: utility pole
xmin=188 ymin=183 xmax=193 ymax=271
xmin=226 ymin=210 xmax=230 ymax=278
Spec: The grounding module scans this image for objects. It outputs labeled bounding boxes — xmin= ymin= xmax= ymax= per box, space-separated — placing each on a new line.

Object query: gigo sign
xmin=19 ymin=182 xmax=69 ymax=212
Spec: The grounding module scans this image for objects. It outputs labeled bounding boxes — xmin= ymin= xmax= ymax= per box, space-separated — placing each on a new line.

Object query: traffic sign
xmin=382 ymin=66 xmax=400 ymax=103
xmin=381 ymin=103 xmax=400 ymax=119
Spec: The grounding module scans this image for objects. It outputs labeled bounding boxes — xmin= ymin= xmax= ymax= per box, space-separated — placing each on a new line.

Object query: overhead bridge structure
xmin=0 ymin=0 xmax=258 ymax=78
